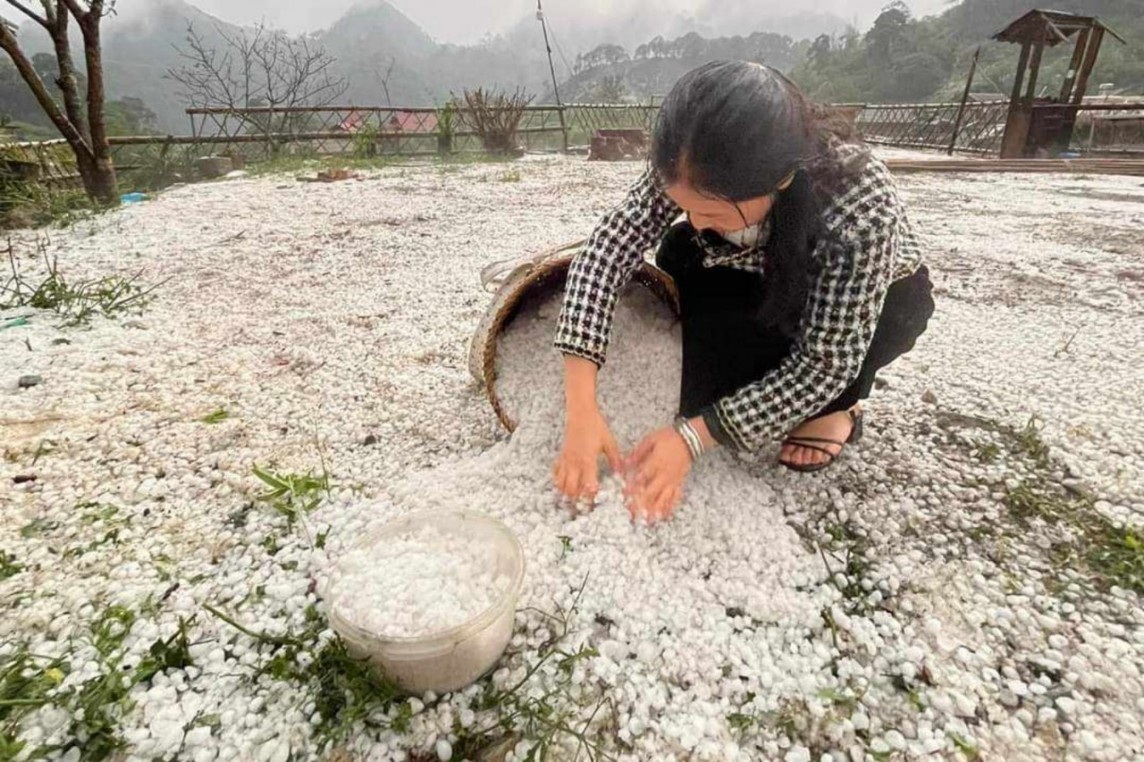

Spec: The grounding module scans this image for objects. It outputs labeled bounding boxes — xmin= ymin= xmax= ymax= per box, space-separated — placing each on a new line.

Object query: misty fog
xmin=110 ymin=0 xmax=951 ymax=45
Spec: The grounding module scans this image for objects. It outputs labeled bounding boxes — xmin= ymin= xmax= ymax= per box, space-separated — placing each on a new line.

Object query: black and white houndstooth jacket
xmin=554 ymin=148 xmax=924 ymax=452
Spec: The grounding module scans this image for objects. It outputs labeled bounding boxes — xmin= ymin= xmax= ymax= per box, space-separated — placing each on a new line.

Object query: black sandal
xmin=780 ymin=409 xmax=864 ymax=473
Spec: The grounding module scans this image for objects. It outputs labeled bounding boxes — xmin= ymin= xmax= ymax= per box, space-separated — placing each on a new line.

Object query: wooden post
xmin=1072 ymin=27 xmax=1106 ymax=105
xmin=948 ymin=47 xmax=981 ymax=155
xmin=1000 ymin=41 xmax=1032 ymax=158
xmin=1024 ymin=27 xmax=1047 ymax=104
xmin=1060 ymin=28 xmax=1091 ymax=102
xmin=1008 ymin=42 xmax=1031 ymax=110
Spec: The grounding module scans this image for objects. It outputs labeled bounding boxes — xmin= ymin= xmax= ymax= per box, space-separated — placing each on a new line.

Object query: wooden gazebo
xmin=994 ymin=10 xmax=1125 ymax=158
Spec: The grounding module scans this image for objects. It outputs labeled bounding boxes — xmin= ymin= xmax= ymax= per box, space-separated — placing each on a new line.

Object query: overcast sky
xmin=116 ymin=0 xmax=950 ymax=44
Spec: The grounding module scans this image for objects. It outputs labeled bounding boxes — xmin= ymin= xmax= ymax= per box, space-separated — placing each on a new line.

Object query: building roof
xmin=992 ymin=9 xmax=1126 ymax=47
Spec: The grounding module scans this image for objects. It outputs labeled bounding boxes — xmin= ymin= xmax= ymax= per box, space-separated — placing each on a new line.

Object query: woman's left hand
xmin=625 ymin=427 xmax=692 ymax=523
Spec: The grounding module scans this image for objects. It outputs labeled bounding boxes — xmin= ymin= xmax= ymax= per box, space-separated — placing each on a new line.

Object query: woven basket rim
xmin=483 ymin=253 xmax=678 ymax=432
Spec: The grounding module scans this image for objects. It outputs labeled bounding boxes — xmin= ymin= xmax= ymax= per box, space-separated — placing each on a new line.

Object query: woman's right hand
xmin=553 ymin=354 xmax=621 ymax=500
xmin=553 ymin=405 xmax=622 ymax=500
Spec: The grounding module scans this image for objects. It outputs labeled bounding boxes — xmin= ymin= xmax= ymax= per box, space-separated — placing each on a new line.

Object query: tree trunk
xmin=76 ymin=10 xmax=116 ymax=205
xmin=47 ymin=3 xmax=90 ymax=142
xmin=0 ymin=3 xmax=117 ymax=207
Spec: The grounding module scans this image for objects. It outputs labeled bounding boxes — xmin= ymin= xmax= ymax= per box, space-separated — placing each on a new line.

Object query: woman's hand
xmin=553 ymin=355 xmax=621 ymax=501
xmin=625 ymin=417 xmax=715 ymax=523
xmin=625 ymin=427 xmax=692 ymax=523
xmin=553 ymin=406 xmax=622 ymax=501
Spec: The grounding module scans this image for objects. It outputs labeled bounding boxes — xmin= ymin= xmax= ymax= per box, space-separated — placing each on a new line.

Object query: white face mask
xmin=719 ymin=223 xmax=764 ymax=249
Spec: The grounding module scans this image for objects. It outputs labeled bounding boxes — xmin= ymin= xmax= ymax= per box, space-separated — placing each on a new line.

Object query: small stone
xmin=256 ymin=739 xmax=288 ymax=762
xmin=921 ymin=390 xmax=937 ymax=404
xmin=930 ymin=692 xmax=954 ymax=715
xmin=785 ymin=746 xmax=811 ymax=762
xmin=436 ymin=738 xmax=453 ymax=761
xmin=184 ymin=727 xmax=212 ymax=747
xmin=953 ymin=691 xmax=978 ymax=718
xmin=999 ymin=690 xmax=1020 ymax=708
xmin=18 ymin=374 xmax=43 ymax=388
xmin=363 ymin=434 xmax=380 ymax=446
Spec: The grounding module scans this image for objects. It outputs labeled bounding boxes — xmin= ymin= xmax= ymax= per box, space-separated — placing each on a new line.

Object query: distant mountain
xmin=321 ymin=2 xmax=439 ymax=105
xmin=3 ymin=0 xmax=858 ymax=134
xmin=12 ymin=0 xmax=247 ymax=132
xmin=101 ymin=0 xmax=247 ymax=132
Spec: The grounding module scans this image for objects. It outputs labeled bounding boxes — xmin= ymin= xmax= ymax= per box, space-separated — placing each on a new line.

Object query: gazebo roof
xmin=993 ymin=9 xmax=1126 ymax=47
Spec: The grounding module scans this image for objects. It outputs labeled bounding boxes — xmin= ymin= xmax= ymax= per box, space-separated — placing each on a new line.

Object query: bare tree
xmin=168 ymin=22 xmax=348 ymax=135
xmin=458 ymin=87 xmax=534 ymax=156
xmin=0 ymin=1 xmax=119 ymax=205
xmin=375 ymin=54 xmax=395 ymax=108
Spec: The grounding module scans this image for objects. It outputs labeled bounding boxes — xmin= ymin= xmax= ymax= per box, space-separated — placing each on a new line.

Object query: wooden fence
xmin=856 ymin=100 xmax=1011 ymax=154
xmin=4 ymin=101 xmax=1144 ymax=196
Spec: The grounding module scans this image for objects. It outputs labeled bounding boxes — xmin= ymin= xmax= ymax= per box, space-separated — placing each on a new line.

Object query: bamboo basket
xmin=469 ymin=240 xmax=678 ymax=431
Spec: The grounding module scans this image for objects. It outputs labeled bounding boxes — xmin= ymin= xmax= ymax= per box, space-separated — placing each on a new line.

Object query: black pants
xmin=655 ymin=223 xmax=935 ymax=422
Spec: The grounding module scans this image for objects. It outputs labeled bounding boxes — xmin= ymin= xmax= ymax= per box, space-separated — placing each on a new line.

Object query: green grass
xmin=0 ymin=605 xmax=200 ymax=760
xmin=937 ymin=409 xmax=1141 ymax=593
xmin=819 ymin=521 xmax=875 ymax=615
xmin=199 ymin=408 xmax=230 ymax=424
xmin=973 ymin=442 xmax=1001 ymax=463
xmin=19 ymin=517 xmax=60 ymax=538
xmin=1005 ymin=481 xmax=1144 ymax=595
xmin=1012 ymin=416 xmax=1051 ymax=469
xmin=948 ymin=731 xmax=980 ymax=760
xmin=0 ymin=172 xmax=93 ymax=229
xmin=134 ymin=618 xmax=195 ymax=684
xmin=0 ymin=552 xmax=21 ymax=581
xmin=252 ymin=464 xmax=331 ymax=529
xmin=452 ymin=576 xmax=615 ymax=761
xmin=205 ymin=603 xmax=405 ymax=750
xmin=2 ymin=239 xmax=163 ymax=326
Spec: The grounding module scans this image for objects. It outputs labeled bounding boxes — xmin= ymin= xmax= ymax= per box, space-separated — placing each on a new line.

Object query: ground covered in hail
xmin=1 ymin=155 xmax=1142 ymax=762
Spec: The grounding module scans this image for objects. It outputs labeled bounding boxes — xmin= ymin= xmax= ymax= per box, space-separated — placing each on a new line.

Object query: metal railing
xmin=5 ymin=101 xmax=1144 ymax=197
xmin=856 ymin=100 xmax=1012 ymax=155
xmin=182 ymin=104 xmax=661 ymax=158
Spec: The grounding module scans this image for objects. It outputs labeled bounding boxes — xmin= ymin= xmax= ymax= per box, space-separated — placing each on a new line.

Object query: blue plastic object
xmin=1 ymin=317 xmax=30 ymax=331
xmin=120 ymin=192 xmax=146 ymax=204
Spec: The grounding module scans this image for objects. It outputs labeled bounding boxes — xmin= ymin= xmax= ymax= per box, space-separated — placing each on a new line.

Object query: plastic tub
xmin=328 ymin=509 xmax=525 ymax=694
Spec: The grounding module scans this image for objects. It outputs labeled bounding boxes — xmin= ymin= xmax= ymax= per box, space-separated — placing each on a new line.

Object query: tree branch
xmin=57 ymin=0 xmax=87 ymax=21
xmin=3 ymin=0 xmax=49 ymax=28
xmin=0 ymin=12 xmax=91 ymax=157
xmin=47 ymin=0 xmax=89 ymax=139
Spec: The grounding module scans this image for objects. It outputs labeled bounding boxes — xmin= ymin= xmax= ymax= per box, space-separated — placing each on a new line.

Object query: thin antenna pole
xmin=536 ymin=0 xmax=568 ymax=153
xmin=948 ymin=46 xmax=980 ymax=156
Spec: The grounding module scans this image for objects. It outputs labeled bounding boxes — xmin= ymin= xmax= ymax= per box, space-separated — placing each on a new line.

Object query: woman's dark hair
xmin=651 ymin=61 xmax=865 ymax=336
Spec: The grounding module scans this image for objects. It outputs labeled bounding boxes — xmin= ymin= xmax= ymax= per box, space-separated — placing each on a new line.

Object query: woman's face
xmin=664 ymin=177 xmax=785 ymax=235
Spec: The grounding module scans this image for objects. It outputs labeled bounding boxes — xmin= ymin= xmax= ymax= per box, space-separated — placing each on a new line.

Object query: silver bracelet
xmin=673 ymin=416 xmax=704 ymax=461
